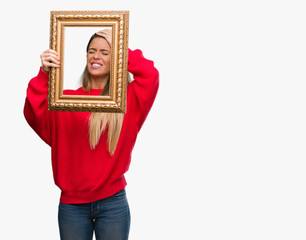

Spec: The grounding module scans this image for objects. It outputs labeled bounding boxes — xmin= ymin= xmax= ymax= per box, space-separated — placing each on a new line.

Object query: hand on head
xmin=40 ymin=49 xmax=60 ymax=73
xmin=95 ymin=29 xmax=112 ymax=46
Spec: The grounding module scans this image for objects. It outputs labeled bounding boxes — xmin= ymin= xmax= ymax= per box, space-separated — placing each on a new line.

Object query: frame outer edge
xmin=123 ymin=11 xmax=129 ymax=113
xmin=48 ymin=10 xmax=129 ymax=112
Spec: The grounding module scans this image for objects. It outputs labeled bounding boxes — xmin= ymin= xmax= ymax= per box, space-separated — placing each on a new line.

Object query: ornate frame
xmin=48 ymin=11 xmax=129 ymax=112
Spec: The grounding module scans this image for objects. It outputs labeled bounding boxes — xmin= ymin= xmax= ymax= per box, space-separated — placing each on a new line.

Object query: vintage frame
xmin=48 ymin=11 xmax=129 ymax=112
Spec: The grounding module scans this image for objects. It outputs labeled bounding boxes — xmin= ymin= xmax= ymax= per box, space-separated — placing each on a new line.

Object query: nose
xmin=93 ymin=52 xmax=102 ymax=59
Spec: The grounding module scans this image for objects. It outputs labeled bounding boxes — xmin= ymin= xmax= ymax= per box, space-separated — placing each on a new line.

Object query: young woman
xmin=24 ymin=29 xmax=159 ymax=240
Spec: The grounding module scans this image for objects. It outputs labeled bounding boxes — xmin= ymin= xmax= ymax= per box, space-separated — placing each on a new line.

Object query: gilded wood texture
xmin=48 ymin=11 xmax=129 ymax=112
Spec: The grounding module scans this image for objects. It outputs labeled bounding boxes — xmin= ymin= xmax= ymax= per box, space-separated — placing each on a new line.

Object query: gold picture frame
xmin=48 ymin=10 xmax=129 ymax=112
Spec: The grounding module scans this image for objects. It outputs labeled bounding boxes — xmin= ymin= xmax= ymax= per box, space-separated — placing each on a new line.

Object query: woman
xmin=24 ymin=29 xmax=159 ymax=240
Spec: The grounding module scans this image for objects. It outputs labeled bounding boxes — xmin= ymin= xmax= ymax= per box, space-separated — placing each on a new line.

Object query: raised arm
xmin=23 ymin=50 xmax=60 ymax=145
xmin=127 ymin=49 xmax=159 ymax=130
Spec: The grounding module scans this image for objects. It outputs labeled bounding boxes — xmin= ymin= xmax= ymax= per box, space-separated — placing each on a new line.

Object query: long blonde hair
xmin=82 ymin=31 xmax=128 ymax=155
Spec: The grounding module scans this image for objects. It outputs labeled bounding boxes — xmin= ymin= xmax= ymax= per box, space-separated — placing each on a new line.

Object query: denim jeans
xmin=58 ymin=189 xmax=130 ymax=240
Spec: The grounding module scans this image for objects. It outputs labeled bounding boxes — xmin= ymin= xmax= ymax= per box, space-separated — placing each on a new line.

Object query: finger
xmin=42 ymin=55 xmax=60 ymax=65
xmin=41 ymin=49 xmax=60 ymax=60
xmin=47 ymin=63 xmax=61 ymax=68
xmin=96 ymin=32 xmax=111 ymax=37
xmin=42 ymin=62 xmax=60 ymax=68
xmin=47 ymin=49 xmax=59 ymax=57
xmin=41 ymin=52 xmax=60 ymax=62
xmin=44 ymin=49 xmax=58 ymax=55
xmin=41 ymin=61 xmax=60 ymax=70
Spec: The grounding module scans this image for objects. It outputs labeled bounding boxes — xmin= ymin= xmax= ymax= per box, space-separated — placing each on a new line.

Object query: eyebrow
xmin=88 ymin=48 xmax=110 ymax=52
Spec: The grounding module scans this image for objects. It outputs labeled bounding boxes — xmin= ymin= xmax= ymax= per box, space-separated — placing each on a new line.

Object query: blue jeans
xmin=58 ymin=189 xmax=130 ymax=240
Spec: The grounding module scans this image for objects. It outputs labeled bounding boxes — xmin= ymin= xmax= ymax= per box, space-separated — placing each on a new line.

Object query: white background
xmin=1 ymin=0 xmax=306 ymax=239
xmin=64 ymin=26 xmax=111 ymax=90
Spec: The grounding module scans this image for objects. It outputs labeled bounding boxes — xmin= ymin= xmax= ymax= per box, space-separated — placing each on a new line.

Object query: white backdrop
xmin=63 ymin=26 xmax=112 ymax=90
xmin=1 ymin=0 xmax=306 ymax=239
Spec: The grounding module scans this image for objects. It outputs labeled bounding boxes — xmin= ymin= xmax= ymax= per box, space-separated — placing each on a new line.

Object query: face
xmin=86 ymin=37 xmax=111 ymax=79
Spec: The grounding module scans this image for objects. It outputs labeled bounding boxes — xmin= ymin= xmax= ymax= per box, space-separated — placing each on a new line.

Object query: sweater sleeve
xmin=23 ymin=68 xmax=51 ymax=146
xmin=127 ymin=49 xmax=159 ymax=130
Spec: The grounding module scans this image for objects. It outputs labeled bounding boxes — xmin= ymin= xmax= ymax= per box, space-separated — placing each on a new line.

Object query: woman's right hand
xmin=40 ymin=49 xmax=60 ymax=73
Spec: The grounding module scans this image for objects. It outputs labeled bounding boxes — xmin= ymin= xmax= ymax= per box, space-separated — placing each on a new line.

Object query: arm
xmin=127 ymin=49 xmax=160 ymax=130
xmin=23 ymin=68 xmax=51 ymax=145
xmin=23 ymin=50 xmax=60 ymax=145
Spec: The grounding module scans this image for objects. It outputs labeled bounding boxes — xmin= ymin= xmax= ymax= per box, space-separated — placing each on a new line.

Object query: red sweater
xmin=24 ymin=49 xmax=159 ymax=204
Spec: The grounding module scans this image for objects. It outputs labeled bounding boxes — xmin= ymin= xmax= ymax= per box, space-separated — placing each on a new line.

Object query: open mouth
xmin=91 ymin=62 xmax=102 ymax=69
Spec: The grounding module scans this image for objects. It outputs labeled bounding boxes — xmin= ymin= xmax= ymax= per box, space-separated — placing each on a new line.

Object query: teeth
xmin=92 ymin=63 xmax=101 ymax=67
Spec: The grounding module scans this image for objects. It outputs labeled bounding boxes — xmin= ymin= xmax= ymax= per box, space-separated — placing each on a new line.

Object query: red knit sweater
xmin=24 ymin=49 xmax=159 ymax=204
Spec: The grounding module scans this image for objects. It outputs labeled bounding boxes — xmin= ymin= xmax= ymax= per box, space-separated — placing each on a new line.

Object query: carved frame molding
xmin=48 ymin=11 xmax=129 ymax=112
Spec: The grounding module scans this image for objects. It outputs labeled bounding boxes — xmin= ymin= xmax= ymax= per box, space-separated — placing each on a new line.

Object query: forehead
xmin=88 ymin=37 xmax=110 ymax=50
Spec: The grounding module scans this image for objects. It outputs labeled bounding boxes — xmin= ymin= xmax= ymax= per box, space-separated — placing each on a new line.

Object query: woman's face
xmin=86 ymin=37 xmax=111 ymax=79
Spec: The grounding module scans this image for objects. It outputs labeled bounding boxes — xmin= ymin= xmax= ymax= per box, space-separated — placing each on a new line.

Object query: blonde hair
xmin=89 ymin=112 xmax=125 ymax=156
xmin=82 ymin=31 xmax=129 ymax=155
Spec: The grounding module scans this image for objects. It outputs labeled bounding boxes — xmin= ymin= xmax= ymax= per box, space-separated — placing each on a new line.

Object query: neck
xmin=90 ymin=75 xmax=109 ymax=89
